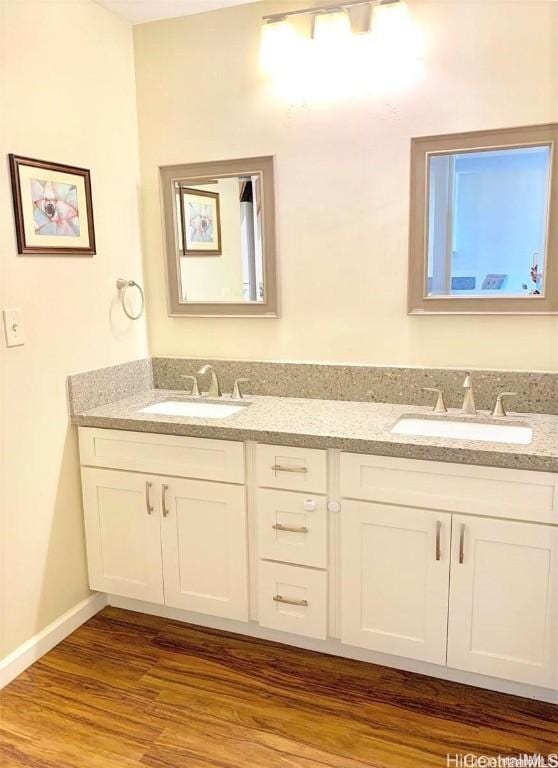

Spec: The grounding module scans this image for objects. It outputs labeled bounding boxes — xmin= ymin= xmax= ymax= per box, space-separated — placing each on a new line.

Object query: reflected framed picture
xmin=9 ymin=154 xmax=96 ymax=255
xmin=179 ymin=186 xmax=222 ymax=256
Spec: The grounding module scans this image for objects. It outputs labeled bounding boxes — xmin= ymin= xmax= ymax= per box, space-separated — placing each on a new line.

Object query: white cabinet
xmin=161 ymin=478 xmax=248 ymax=620
xmin=258 ymin=560 xmax=328 ymax=639
xmin=447 ymin=515 xmax=558 ymax=688
xmin=81 ymin=468 xmax=164 ymax=603
xmin=79 ymin=428 xmax=245 ymax=484
xmin=340 ymin=452 xmax=558 ymax=524
xmin=80 ymin=460 xmax=249 ymax=622
xmin=256 ymin=444 xmax=327 ymax=493
xmin=78 ymin=429 xmax=558 ymax=697
xmin=257 ymin=488 xmax=327 ymax=568
xmin=341 ymin=500 xmax=451 ymax=664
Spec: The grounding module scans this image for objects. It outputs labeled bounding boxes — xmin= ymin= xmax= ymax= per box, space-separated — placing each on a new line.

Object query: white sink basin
xmin=139 ymin=400 xmax=248 ymax=419
xmin=391 ymin=417 xmax=533 ymax=445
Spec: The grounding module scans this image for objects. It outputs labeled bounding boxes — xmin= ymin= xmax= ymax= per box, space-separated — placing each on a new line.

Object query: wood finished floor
xmin=1 ymin=607 xmax=556 ymax=767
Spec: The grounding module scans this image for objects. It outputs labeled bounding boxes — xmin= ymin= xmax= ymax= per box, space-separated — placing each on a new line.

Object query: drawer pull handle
xmin=273 ymin=595 xmax=309 ymax=607
xmin=162 ymin=483 xmax=170 ymax=518
xmin=435 ymin=520 xmax=442 ymax=561
xmin=271 ymin=464 xmax=308 ymax=474
xmin=459 ymin=523 xmax=466 ymax=564
xmin=272 ymin=523 xmax=309 ymax=533
xmin=145 ymin=481 xmax=153 ymax=515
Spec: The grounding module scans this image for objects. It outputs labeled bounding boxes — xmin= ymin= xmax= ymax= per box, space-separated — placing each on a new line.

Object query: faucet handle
xmin=462 ymin=372 xmax=473 ymax=388
xmin=180 ymin=374 xmax=200 ymax=398
xmin=232 ymin=378 xmax=249 ymax=401
xmin=491 ymin=392 xmax=517 ymax=417
xmin=423 ymin=387 xmax=447 ymax=414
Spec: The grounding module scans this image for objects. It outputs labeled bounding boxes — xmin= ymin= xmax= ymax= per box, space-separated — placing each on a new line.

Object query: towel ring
xmin=116 ymin=278 xmax=144 ymax=320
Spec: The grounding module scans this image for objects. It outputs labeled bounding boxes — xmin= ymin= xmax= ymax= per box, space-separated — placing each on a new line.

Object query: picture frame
xmin=179 ymin=186 xmax=222 ymax=256
xmin=9 ymin=154 xmax=96 ymax=255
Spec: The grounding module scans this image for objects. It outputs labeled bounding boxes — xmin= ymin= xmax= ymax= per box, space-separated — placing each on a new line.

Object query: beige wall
xmin=0 ymin=0 xmax=147 ymax=658
xmin=135 ymin=0 xmax=558 ymax=370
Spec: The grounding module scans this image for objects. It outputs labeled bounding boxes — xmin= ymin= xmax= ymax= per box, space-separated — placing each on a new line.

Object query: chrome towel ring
xmin=116 ymin=278 xmax=145 ymax=320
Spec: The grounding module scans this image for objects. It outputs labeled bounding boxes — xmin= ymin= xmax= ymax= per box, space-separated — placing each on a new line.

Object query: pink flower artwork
xmin=188 ymin=201 xmax=214 ymax=243
xmin=31 ymin=178 xmax=80 ymax=237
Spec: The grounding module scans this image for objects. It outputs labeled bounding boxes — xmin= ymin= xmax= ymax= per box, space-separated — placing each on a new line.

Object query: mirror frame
xmin=408 ymin=123 xmax=558 ymax=314
xmin=160 ymin=156 xmax=278 ymax=317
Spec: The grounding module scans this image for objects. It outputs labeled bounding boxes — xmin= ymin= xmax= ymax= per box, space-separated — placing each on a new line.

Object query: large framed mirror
xmin=408 ymin=124 xmax=558 ymax=314
xmin=160 ymin=156 xmax=278 ymax=316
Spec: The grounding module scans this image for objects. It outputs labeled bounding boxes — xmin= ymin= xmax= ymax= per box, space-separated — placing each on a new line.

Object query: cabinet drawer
xmin=258 ymin=561 xmax=327 ymax=639
xmin=79 ymin=427 xmax=245 ymax=484
xmin=257 ymin=489 xmax=327 ymax=568
xmin=340 ymin=453 xmax=558 ymax=524
xmin=256 ymin=444 xmax=327 ymax=493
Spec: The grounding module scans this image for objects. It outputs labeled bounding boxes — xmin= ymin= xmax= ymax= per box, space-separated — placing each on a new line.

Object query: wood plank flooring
xmin=1 ymin=607 xmax=556 ymax=767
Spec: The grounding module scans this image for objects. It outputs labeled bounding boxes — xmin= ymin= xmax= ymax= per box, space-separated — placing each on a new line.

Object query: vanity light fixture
xmin=262 ymin=0 xmax=401 ymax=27
xmin=260 ymin=0 xmax=418 ymax=99
xmin=261 ymin=0 xmax=403 ymax=57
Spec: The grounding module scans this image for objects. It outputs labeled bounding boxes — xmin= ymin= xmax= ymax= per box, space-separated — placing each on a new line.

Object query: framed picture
xmin=9 ymin=154 xmax=96 ymax=255
xmin=179 ymin=186 xmax=222 ymax=256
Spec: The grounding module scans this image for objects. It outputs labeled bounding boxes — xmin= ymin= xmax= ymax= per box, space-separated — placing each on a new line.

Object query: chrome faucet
xmin=461 ymin=372 xmax=477 ymax=415
xmin=197 ymin=364 xmax=222 ymax=398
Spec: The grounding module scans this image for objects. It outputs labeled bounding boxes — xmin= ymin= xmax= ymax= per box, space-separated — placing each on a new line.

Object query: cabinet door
xmin=161 ymin=478 xmax=248 ymax=620
xmin=341 ymin=501 xmax=451 ymax=664
xmin=81 ymin=468 xmax=164 ymax=603
xmin=448 ymin=516 xmax=558 ymax=688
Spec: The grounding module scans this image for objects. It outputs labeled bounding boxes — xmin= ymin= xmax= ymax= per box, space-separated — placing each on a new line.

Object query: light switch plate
xmin=3 ymin=308 xmax=25 ymax=347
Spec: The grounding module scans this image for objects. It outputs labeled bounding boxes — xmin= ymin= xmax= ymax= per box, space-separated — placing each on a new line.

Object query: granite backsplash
xmin=68 ymin=357 xmax=558 ymax=416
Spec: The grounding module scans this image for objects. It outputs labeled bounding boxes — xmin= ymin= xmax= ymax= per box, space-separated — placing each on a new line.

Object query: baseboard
xmin=108 ymin=595 xmax=558 ymax=705
xmin=0 ymin=592 xmax=107 ymax=689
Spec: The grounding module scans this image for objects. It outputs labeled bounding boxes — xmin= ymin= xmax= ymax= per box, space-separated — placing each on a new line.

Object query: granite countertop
xmin=72 ymin=389 xmax=558 ymax=473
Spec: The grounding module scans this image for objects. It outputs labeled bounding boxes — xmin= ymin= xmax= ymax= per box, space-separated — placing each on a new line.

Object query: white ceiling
xmin=95 ymin=0 xmax=262 ymax=24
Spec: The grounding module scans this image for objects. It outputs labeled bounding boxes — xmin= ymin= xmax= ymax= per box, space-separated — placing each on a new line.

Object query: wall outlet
xmin=3 ymin=308 xmax=25 ymax=347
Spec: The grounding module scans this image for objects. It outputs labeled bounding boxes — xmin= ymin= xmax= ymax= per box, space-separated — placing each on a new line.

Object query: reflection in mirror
xmin=175 ymin=176 xmax=264 ymax=303
xmin=427 ymin=145 xmax=551 ymax=298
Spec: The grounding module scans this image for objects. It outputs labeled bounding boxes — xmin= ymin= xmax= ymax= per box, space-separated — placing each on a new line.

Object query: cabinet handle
xmin=271 ymin=464 xmax=308 ymax=474
xmin=435 ymin=520 xmax=442 ymax=561
xmin=459 ymin=523 xmax=466 ymax=564
xmin=162 ymin=483 xmax=170 ymax=517
xmin=272 ymin=523 xmax=309 ymax=533
xmin=145 ymin=481 xmax=153 ymax=515
xmin=273 ymin=595 xmax=309 ymax=607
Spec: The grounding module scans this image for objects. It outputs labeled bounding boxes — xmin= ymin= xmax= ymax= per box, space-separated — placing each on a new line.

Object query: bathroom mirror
xmin=160 ymin=156 xmax=278 ymax=316
xmin=408 ymin=124 xmax=558 ymax=314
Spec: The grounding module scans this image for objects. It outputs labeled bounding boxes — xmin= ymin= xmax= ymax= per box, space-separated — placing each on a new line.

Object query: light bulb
xmin=260 ymin=18 xmax=300 ymax=75
xmin=312 ymin=9 xmax=352 ymax=44
xmin=368 ymin=0 xmax=424 ymax=91
xmin=370 ymin=1 xmax=420 ymax=51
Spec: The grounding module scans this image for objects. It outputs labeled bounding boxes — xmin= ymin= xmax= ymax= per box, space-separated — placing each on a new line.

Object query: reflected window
xmin=427 ymin=146 xmax=551 ymax=298
xmin=408 ymin=124 xmax=558 ymax=314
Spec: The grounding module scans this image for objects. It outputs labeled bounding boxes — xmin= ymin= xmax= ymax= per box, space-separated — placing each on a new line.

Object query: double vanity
xmin=69 ymin=359 xmax=558 ymax=702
